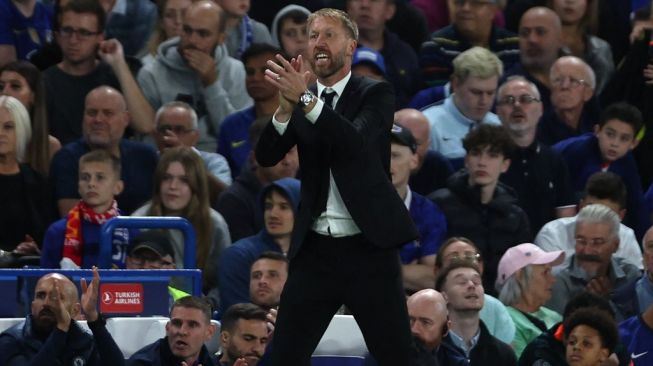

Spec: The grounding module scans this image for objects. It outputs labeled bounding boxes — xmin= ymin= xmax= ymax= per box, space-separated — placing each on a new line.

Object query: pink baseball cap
xmin=496 ymin=243 xmax=565 ymax=287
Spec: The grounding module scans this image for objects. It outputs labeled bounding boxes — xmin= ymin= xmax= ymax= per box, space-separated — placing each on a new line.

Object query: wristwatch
xmin=298 ymin=90 xmax=316 ymax=108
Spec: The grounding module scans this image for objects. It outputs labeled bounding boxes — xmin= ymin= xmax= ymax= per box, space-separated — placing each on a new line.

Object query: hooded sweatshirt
xmin=137 ymin=37 xmax=253 ymax=152
xmin=217 ymin=177 xmax=300 ymax=314
xmin=270 ymin=5 xmax=311 ymax=49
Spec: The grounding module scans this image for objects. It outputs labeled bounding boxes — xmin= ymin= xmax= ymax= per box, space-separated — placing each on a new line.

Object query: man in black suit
xmin=256 ymin=8 xmax=419 ymax=366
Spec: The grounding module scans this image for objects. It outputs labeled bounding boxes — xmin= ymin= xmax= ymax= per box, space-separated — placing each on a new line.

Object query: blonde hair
xmin=0 ymin=95 xmax=32 ymax=163
xmin=307 ymin=8 xmax=359 ymax=41
xmin=452 ymin=46 xmax=503 ymax=82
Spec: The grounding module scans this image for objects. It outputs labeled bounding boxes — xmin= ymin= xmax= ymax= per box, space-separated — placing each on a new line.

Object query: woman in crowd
xmin=142 ymin=0 xmax=193 ymax=65
xmin=133 ymin=146 xmax=230 ymax=295
xmin=547 ymin=0 xmax=614 ymax=95
xmin=0 ymin=96 xmax=54 ymax=255
xmin=564 ymin=307 xmax=619 ymax=366
xmin=0 ymin=61 xmax=60 ymax=176
xmin=496 ymin=243 xmax=566 ymax=357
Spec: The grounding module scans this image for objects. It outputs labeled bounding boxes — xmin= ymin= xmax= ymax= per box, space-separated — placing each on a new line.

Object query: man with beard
xmin=256 ymin=8 xmax=419 ymax=366
xmin=218 ymin=303 xmax=269 ymax=366
xmin=545 ymin=204 xmax=642 ymax=320
xmin=435 ymin=261 xmax=517 ymax=365
xmin=138 ymin=0 xmax=252 ymax=152
xmin=128 ymin=296 xmax=218 ymax=366
xmin=496 ymin=76 xmax=576 ymax=234
xmin=0 ymin=268 xmax=125 ymax=366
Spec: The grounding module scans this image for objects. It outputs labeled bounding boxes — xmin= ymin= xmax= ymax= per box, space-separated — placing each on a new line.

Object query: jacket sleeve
xmin=217 ymin=244 xmax=252 ymax=314
xmin=40 ymin=220 xmax=65 ymax=268
xmin=203 ymin=60 xmax=253 ymax=135
xmin=21 ymin=328 xmax=68 ymax=366
xmin=88 ymin=318 xmax=126 ymax=366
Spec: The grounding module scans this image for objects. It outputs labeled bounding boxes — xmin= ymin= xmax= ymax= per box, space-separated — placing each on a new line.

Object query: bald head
xmin=83 ymin=86 xmax=129 ymax=151
xmin=394 ymin=109 xmax=430 ymax=166
xmin=407 ymin=289 xmax=448 ymax=351
xmin=519 ymin=7 xmax=562 ymax=73
xmin=86 ymin=86 xmax=126 ymax=111
xmin=31 ymin=273 xmax=80 ymax=331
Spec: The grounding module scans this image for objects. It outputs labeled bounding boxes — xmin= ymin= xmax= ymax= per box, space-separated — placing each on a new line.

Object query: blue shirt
xmin=400 ymin=190 xmax=447 ymax=264
xmin=217 ymin=106 xmax=256 ymax=178
xmin=423 ymin=96 xmax=500 ymax=160
xmin=0 ymin=0 xmax=53 ymax=60
xmin=619 ymin=314 xmax=653 ymax=366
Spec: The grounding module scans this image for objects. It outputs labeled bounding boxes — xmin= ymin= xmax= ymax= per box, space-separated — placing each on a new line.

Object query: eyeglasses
xmin=497 ymin=94 xmax=541 ymax=106
xmin=58 ymin=26 xmax=101 ymax=39
xmin=453 ymin=0 xmax=495 ymax=7
xmin=551 ymin=76 xmax=588 ymax=89
xmin=156 ymin=124 xmax=195 ymax=135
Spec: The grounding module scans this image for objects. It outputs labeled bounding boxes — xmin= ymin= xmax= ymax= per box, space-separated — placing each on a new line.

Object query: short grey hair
xmin=497 ymin=265 xmax=533 ymax=306
xmin=0 ymin=95 xmax=32 ymax=163
xmin=155 ymin=101 xmax=198 ymax=130
xmin=497 ymin=75 xmax=541 ymax=100
xmin=550 ymin=56 xmax=596 ymax=90
xmin=452 ymin=46 xmax=503 ymax=82
xmin=575 ymin=203 xmax=620 ymax=240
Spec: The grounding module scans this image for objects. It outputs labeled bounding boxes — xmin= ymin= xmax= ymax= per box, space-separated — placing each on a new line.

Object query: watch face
xmin=300 ymin=92 xmax=313 ymax=106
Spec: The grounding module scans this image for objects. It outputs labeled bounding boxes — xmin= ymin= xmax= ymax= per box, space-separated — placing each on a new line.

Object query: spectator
xmin=422 ymin=46 xmax=503 ymax=166
xmin=430 ymin=124 xmax=531 ymax=294
xmin=546 ymin=0 xmax=614 ymax=96
xmin=554 ymin=102 xmax=648 ymax=238
xmin=50 ymin=86 xmax=158 ymax=216
xmin=249 ymin=252 xmax=288 ymax=310
xmin=496 ymin=75 xmax=576 ymax=234
xmin=0 ymin=268 xmax=125 ymax=366
xmin=137 ymin=0 xmax=252 ymax=152
xmin=519 ymin=291 xmax=630 ymax=366
xmin=132 ymin=147 xmax=231 ymax=296
xmin=216 ymin=118 xmax=298 ymax=242
xmin=217 ymin=303 xmax=269 ymax=366
xmin=394 ymin=108 xmax=453 ymax=196
xmin=0 ymin=61 xmax=61 ymax=176
xmin=619 ymin=301 xmax=653 ymax=366
xmin=218 ymin=177 xmax=299 ymax=313
xmin=390 ymin=123 xmax=447 ymax=292
xmin=0 ymin=96 xmax=55 ymax=255
xmin=435 ymin=261 xmax=517 ymax=365
xmin=128 ymin=296 xmax=219 ymax=366
xmin=42 ymin=150 xmax=134 ymax=269
xmin=270 ymin=5 xmax=310 ymax=70
xmin=535 ymin=172 xmax=644 ymax=271
xmin=564 ymin=307 xmax=619 ymax=366
xmin=44 ymin=0 xmax=155 ymax=145
xmin=218 ymin=44 xmax=281 ymax=178
xmin=0 ymin=0 xmax=53 ymax=65
xmin=154 ymin=101 xmax=232 ymax=194
xmin=346 ymin=0 xmax=420 ymax=108
xmin=545 ymin=204 xmax=642 ymax=320
xmin=142 ymin=0 xmax=193 ymax=66
xmin=214 ymin=0 xmax=272 ymax=59
xmin=612 ymin=224 xmax=653 ymax=316
xmin=351 ymin=47 xmax=386 ymax=81
xmin=434 ymin=236 xmax=516 ymax=345
xmin=538 ymin=56 xmax=597 ymax=145
xmin=419 ymin=0 xmax=519 ymax=88
xmin=495 ymin=243 xmax=566 ymax=357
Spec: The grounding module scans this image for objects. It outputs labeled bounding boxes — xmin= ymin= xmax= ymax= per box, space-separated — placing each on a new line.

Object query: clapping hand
xmin=80 ymin=266 xmax=100 ymax=322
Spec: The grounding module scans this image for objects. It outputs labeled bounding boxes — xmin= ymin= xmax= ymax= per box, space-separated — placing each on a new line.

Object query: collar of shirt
xmin=444 ymin=96 xmax=478 ymax=130
xmin=402 ymin=187 xmax=412 ymax=210
xmin=569 ymin=255 xmax=627 ymax=282
xmin=110 ymin=0 xmax=127 ymax=16
xmin=448 ymin=328 xmax=480 ymax=357
xmin=316 ymin=71 xmax=352 ymax=103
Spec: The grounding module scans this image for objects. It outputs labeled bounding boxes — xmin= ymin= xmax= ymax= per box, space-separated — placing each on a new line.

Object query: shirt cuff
xmin=272 ymin=113 xmax=290 ymax=135
xmin=305 ymin=98 xmax=324 ymax=124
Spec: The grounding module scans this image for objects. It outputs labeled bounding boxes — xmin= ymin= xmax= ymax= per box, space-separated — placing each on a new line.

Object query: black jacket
xmin=127 ymin=337 xmax=218 ymax=366
xmin=442 ymin=321 xmax=516 ymax=366
xmin=429 ymin=171 xmax=532 ymax=295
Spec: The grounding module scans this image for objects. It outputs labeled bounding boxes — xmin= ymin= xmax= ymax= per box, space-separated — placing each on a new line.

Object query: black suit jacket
xmin=256 ymin=76 xmax=418 ymax=259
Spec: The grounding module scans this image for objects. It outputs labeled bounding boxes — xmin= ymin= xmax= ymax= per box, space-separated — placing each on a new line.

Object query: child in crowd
xmin=41 ymin=150 xmax=134 ymax=269
xmin=215 ymin=0 xmax=272 ymax=59
xmin=554 ymin=102 xmax=648 ymax=237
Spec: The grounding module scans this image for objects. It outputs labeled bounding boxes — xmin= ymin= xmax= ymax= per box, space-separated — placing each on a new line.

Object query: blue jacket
xmin=400 ymin=191 xmax=447 ymax=264
xmin=554 ymin=133 xmax=647 ymax=238
xmin=128 ymin=337 xmax=218 ymax=366
xmin=0 ymin=315 xmax=125 ymax=366
xmin=217 ymin=106 xmax=256 ymax=178
xmin=40 ymin=215 xmax=137 ymax=269
xmin=217 ymin=178 xmax=300 ymax=314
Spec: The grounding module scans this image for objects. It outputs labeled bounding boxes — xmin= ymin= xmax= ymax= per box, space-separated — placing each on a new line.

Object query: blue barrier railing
xmin=99 ymin=216 xmax=197 ymax=269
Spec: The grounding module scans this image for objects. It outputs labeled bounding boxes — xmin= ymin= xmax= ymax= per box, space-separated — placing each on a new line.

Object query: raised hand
xmin=183 ymin=49 xmax=217 ymax=87
xmin=98 ymin=39 xmax=125 ymax=68
xmin=80 ymin=266 xmax=100 ymax=322
xmin=51 ymin=279 xmax=72 ymax=332
xmin=265 ymin=54 xmax=311 ymax=104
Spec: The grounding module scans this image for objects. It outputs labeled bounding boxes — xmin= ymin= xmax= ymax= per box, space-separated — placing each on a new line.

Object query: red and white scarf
xmin=62 ymin=200 xmax=119 ymax=266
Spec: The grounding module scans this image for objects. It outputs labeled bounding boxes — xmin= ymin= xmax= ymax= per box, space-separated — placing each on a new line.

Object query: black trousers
xmin=269 ymin=231 xmax=416 ymax=366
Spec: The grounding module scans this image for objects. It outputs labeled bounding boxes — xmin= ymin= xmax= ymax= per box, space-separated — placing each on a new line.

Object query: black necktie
xmin=321 ymin=89 xmax=337 ymax=108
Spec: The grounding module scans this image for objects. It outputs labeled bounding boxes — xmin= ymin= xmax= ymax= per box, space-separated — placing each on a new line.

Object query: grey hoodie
xmin=270 ymin=4 xmax=311 ymax=49
xmin=137 ymin=37 xmax=253 ymax=152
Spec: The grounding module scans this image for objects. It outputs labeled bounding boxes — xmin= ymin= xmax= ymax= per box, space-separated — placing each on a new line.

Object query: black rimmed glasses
xmin=497 ymin=94 xmax=541 ymax=106
xmin=58 ymin=26 xmax=101 ymax=39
